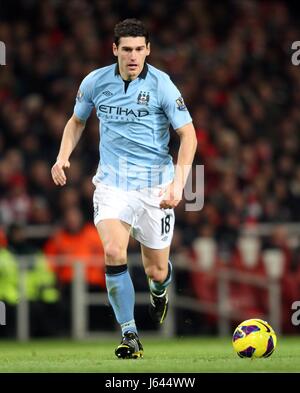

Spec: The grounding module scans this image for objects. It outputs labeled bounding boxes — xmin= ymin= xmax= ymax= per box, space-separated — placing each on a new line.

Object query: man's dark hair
xmin=114 ymin=19 xmax=149 ymax=46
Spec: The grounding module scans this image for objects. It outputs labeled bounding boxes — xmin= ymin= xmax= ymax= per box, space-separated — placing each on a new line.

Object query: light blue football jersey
xmin=74 ymin=63 xmax=192 ymax=190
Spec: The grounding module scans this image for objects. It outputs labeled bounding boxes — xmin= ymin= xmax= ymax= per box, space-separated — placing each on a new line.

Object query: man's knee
xmin=145 ymin=265 xmax=167 ymax=283
xmin=104 ymin=242 xmax=127 ymax=264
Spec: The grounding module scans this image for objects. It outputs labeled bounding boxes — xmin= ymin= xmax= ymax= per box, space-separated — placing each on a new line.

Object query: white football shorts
xmin=93 ymin=181 xmax=175 ymax=249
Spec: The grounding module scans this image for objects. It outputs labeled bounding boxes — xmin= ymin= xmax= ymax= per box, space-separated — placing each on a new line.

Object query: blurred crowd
xmin=1 ymin=0 xmax=300 ymax=334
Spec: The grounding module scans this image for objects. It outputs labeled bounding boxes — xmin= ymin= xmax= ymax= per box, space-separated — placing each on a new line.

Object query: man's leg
xmin=96 ymin=219 xmax=143 ymax=358
xmin=141 ymin=245 xmax=172 ymax=324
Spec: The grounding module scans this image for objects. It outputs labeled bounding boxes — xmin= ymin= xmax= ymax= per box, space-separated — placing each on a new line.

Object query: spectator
xmin=44 ymin=206 xmax=105 ymax=288
xmin=43 ymin=206 xmax=105 ymax=334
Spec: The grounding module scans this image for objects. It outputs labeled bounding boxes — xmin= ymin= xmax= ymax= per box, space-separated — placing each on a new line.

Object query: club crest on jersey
xmin=176 ymin=96 xmax=187 ymax=111
xmin=137 ymin=91 xmax=150 ymax=106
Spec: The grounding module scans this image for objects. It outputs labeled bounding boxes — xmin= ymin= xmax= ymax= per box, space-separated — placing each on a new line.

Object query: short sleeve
xmin=159 ymin=75 xmax=192 ymax=130
xmin=73 ymin=75 xmax=94 ymax=121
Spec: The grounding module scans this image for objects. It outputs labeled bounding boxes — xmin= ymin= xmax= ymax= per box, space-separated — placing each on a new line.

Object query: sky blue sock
xmin=105 ymin=265 xmax=137 ymax=336
xmin=149 ymin=260 xmax=173 ymax=295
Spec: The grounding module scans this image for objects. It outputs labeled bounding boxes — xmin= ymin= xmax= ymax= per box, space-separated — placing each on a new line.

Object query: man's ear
xmin=112 ymin=43 xmax=118 ymax=57
xmin=146 ymin=42 xmax=151 ymax=56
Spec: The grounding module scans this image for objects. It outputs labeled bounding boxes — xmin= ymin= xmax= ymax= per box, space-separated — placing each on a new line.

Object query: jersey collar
xmin=114 ymin=63 xmax=148 ymax=80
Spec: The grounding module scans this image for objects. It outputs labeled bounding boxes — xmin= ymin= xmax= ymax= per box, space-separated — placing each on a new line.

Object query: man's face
xmin=113 ymin=36 xmax=150 ymax=80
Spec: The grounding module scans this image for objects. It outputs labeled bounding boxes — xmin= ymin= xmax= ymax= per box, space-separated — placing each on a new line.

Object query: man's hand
xmin=159 ymin=181 xmax=183 ymax=209
xmin=51 ymin=159 xmax=70 ymax=186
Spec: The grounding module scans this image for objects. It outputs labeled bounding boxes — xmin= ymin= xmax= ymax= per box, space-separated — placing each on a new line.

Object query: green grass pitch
xmin=0 ymin=336 xmax=299 ymax=372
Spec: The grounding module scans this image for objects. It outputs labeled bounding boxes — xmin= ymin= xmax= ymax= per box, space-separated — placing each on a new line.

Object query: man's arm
xmin=160 ymin=122 xmax=197 ymax=209
xmin=51 ymin=114 xmax=86 ymax=186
